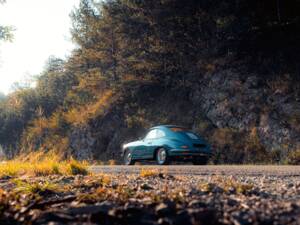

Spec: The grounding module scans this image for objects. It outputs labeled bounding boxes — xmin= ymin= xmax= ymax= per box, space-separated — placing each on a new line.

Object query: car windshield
xmin=169 ymin=127 xmax=200 ymax=140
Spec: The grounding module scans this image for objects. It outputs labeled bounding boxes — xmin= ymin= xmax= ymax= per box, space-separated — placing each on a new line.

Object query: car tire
xmin=192 ymin=156 xmax=208 ymax=165
xmin=156 ymin=148 xmax=170 ymax=165
xmin=124 ymin=150 xmax=135 ymax=165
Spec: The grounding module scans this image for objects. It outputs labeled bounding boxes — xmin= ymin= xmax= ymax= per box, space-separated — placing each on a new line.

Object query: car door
xmin=131 ymin=140 xmax=147 ymax=159
xmin=140 ymin=129 xmax=157 ymax=159
xmin=145 ymin=129 xmax=166 ymax=159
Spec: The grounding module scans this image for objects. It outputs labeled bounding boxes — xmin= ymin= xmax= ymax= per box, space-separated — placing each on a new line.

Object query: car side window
xmin=156 ymin=130 xmax=166 ymax=138
xmin=145 ymin=129 xmax=157 ymax=139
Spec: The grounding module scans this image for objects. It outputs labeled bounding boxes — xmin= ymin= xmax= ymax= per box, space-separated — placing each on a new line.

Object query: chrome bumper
xmin=169 ymin=149 xmax=210 ymax=156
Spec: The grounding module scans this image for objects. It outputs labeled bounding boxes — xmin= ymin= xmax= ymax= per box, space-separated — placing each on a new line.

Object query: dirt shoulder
xmin=0 ymin=169 xmax=299 ymax=225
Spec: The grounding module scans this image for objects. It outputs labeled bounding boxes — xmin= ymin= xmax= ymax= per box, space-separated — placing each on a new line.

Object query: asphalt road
xmin=90 ymin=165 xmax=300 ymax=176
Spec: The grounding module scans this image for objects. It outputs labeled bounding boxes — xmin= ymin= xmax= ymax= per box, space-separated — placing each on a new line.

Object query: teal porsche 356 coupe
xmin=122 ymin=125 xmax=211 ymax=165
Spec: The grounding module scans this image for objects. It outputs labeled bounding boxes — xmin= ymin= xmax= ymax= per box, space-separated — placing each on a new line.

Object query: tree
xmin=0 ymin=26 xmax=13 ymax=41
xmin=36 ymin=56 xmax=77 ymax=115
xmin=0 ymin=92 xmax=5 ymax=101
xmin=0 ymin=1 xmax=14 ymax=42
xmin=71 ymin=0 xmax=123 ymax=83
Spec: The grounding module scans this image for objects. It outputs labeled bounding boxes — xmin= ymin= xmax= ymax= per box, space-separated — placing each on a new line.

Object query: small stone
xmin=158 ymin=217 xmax=172 ymax=225
xmin=67 ymin=202 xmax=113 ymax=215
xmin=156 ymin=203 xmax=168 ymax=214
xmin=140 ymin=183 xmax=153 ymax=190
xmin=174 ymin=210 xmax=192 ymax=225
xmin=0 ymin=175 xmax=12 ymax=180
xmin=188 ymin=199 xmax=207 ymax=208
xmin=158 ymin=173 xmax=165 ymax=179
xmin=155 ymin=203 xmax=175 ymax=217
xmin=187 ymin=208 xmax=217 ymax=224
xmin=212 ymin=186 xmax=224 ymax=193
xmin=227 ymin=198 xmax=238 ymax=207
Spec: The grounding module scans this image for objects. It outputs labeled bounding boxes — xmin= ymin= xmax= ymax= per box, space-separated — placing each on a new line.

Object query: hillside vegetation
xmin=0 ymin=0 xmax=300 ymax=163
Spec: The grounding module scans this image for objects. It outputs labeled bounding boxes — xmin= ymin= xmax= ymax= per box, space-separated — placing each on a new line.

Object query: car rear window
xmin=170 ymin=127 xmax=187 ymax=132
xmin=169 ymin=127 xmax=200 ymax=140
xmin=185 ymin=132 xmax=199 ymax=139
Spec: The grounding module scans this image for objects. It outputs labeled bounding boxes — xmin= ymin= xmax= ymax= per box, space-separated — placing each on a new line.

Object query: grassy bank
xmin=0 ymin=151 xmax=88 ymax=177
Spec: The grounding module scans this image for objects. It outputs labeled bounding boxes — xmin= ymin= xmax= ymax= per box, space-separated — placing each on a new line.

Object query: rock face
xmin=194 ymin=70 xmax=300 ymax=153
xmin=69 ymin=126 xmax=95 ymax=160
xmin=68 ymin=69 xmax=300 ymax=162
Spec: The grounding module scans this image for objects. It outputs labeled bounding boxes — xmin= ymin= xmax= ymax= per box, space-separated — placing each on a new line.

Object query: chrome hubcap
xmin=125 ymin=152 xmax=132 ymax=164
xmin=157 ymin=149 xmax=166 ymax=164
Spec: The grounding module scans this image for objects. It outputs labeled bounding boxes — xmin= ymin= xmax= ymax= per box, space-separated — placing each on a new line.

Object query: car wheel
xmin=192 ymin=157 xmax=208 ymax=165
xmin=156 ymin=148 xmax=170 ymax=165
xmin=124 ymin=150 xmax=135 ymax=165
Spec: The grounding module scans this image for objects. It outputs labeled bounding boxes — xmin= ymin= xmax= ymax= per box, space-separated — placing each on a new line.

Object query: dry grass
xmin=0 ymin=152 xmax=89 ymax=177
xmin=16 ymin=150 xmax=62 ymax=163
xmin=21 ymin=89 xmax=119 ymax=155
xmin=220 ymin=176 xmax=253 ymax=194
xmin=108 ymin=160 xmax=117 ymax=165
xmin=67 ymin=159 xmax=89 ymax=175
xmin=125 ymin=108 xmax=150 ymax=128
xmin=267 ymin=74 xmax=291 ymax=94
xmin=13 ymin=179 xmax=59 ymax=195
xmin=64 ymin=89 xmax=116 ymax=125
xmin=199 ymin=176 xmax=254 ymax=194
xmin=90 ymin=160 xmax=119 ymax=166
xmin=140 ymin=168 xmax=160 ymax=178
xmin=287 ymin=149 xmax=300 ymax=165
xmin=211 ymin=127 xmax=236 ymax=147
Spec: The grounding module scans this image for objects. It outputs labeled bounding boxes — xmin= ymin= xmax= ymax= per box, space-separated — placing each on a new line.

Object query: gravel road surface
xmin=90 ymin=165 xmax=300 ymax=176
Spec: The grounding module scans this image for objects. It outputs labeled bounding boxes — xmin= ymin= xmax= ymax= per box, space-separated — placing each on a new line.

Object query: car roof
xmin=150 ymin=125 xmax=188 ymax=130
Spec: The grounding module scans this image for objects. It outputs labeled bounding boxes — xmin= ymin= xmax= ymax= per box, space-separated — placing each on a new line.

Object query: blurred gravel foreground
xmin=0 ymin=166 xmax=299 ymax=224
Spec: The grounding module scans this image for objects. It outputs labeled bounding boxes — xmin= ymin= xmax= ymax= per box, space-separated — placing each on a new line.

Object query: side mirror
xmin=139 ymin=137 xmax=144 ymax=141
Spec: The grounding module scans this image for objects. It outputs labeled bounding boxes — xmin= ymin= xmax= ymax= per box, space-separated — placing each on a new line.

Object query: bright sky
xmin=0 ymin=0 xmax=80 ymax=94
